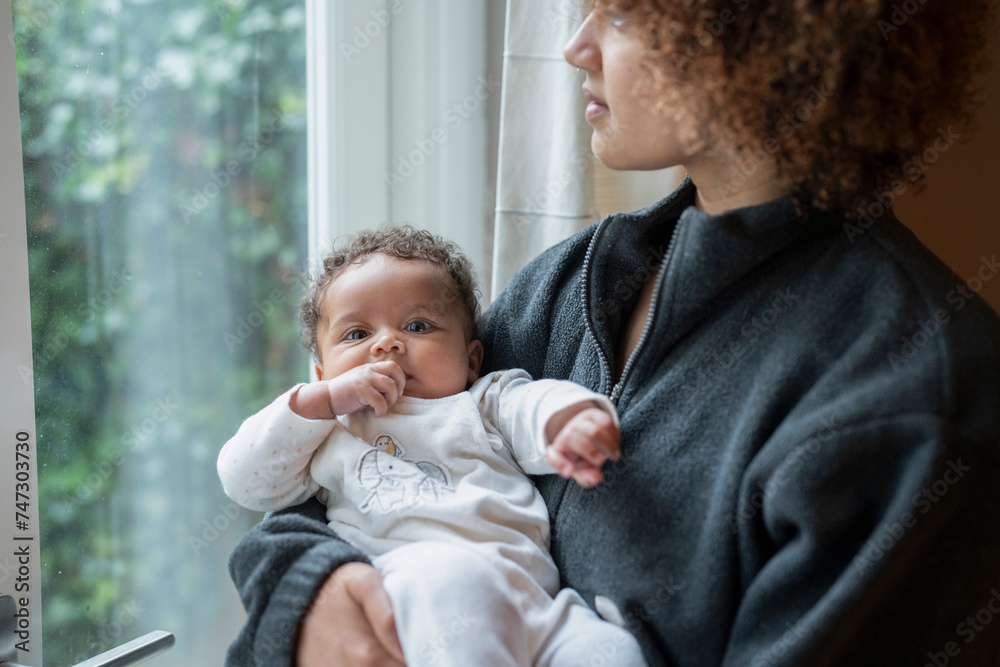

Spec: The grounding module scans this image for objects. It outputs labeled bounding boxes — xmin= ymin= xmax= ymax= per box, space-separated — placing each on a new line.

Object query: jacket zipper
xmin=581 ymin=219 xmax=612 ymax=395
xmin=582 ymin=218 xmax=684 ymax=406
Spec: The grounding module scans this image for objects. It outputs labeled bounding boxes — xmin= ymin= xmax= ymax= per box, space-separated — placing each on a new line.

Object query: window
xmin=306 ymin=0 xmax=504 ymax=289
xmin=4 ymin=0 xmax=505 ymax=663
xmin=11 ymin=0 xmax=307 ymax=663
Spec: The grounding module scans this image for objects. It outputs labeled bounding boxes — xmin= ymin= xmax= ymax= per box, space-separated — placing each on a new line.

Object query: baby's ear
xmin=467 ymin=339 xmax=484 ymax=384
xmin=314 ymin=362 xmax=325 ymax=381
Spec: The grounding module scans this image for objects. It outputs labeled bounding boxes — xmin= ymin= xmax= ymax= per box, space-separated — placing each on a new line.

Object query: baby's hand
xmin=326 ymin=361 xmax=407 ymax=417
xmin=545 ymin=405 xmax=620 ymax=488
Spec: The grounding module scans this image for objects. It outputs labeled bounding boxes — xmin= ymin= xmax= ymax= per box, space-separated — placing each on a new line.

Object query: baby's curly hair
xmin=300 ymin=225 xmax=481 ymax=360
xmin=590 ymin=0 xmax=995 ymax=215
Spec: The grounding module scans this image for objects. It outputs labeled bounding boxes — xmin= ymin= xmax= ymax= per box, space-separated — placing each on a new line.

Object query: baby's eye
xmin=346 ymin=329 xmax=369 ymax=341
xmin=405 ymin=321 xmax=430 ymax=333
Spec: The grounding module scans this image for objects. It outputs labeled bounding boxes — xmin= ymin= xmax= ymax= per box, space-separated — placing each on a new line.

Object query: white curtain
xmin=491 ymin=0 xmax=597 ymax=300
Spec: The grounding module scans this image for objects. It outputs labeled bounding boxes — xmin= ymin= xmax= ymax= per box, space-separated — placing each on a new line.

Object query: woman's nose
xmin=370 ymin=332 xmax=405 ymax=356
xmin=564 ymin=12 xmax=601 ymax=71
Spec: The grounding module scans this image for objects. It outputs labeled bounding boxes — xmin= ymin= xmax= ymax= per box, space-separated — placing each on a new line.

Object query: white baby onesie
xmin=219 ymin=369 xmax=647 ymax=667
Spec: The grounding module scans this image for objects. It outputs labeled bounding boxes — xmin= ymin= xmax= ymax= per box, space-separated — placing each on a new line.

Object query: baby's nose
xmin=370 ymin=332 xmax=405 ymax=356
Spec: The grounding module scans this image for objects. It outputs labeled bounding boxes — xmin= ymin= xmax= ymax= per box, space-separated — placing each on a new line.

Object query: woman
xmin=226 ymin=1 xmax=1000 ymax=665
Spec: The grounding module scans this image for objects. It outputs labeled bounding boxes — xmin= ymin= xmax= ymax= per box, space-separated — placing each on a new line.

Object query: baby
xmin=218 ymin=226 xmax=646 ymax=666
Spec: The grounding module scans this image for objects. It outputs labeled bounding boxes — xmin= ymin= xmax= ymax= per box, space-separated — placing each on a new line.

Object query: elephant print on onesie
xmin=357 ymin=434 xmax=451 ymax=514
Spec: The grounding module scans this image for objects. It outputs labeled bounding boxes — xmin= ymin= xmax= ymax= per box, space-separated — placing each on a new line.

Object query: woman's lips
xmin=585 ymin=100 xmax=609 ymax=122
xmin=582 ymin=88 xmax=608 ymax=122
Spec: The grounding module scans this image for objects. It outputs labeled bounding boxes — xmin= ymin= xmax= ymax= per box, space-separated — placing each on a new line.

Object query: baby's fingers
xmin=546 ymin=446 xmax=579 ymax=479
xmin=585 ymin=411 xmax=622 ymax=461
xmin=563 ymin=420 xmax=619 ymax=467
xmin=370 ymin=360 xmax=407 ymax=396
xmin=547 ymin=444 xmax=604 ymax=488
xmin=572 ymin=467 xmax=603 ymax=488
xmin=564 ymin=435 xmax=608 ymax=468
xmin=363 ymin=367 xmax=407 ymax=416
xmin=360 ymin=384 xmax=391 ymax=417
xmin=564 ymin=410 xmax=620 ymax=461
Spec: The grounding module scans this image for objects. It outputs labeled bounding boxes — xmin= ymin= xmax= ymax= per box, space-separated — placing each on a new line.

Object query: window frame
xmin=1 ymin=2 xmax=44 ymax=663
xmin=306 ymin=0 xmax=504 ymax=295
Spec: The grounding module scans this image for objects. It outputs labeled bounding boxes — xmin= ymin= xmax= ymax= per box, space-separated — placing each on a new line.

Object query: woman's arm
xmin=722 ymin=416 xmax=1000 ymax=666
xmin=225 ymin=497 xmax=404 ymax=666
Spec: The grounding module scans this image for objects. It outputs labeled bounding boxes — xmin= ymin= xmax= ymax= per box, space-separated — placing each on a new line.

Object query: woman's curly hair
xmin=300 ymin=225 xmax=481 ymax=360
xmin=590 ymin=0 xmax=995 ymax=215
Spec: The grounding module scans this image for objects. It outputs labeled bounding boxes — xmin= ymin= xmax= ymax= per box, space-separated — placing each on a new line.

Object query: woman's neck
xmin=684 ymin=151 xmax=792 ymax=215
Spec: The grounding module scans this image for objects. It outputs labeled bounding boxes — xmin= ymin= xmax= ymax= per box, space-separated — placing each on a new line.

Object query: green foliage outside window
xmin=14 ymin=0 xmax=307 ymax=662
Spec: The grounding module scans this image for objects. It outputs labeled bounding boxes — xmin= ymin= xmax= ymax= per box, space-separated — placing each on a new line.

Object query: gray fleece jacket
xmin=225 ymin=178 xmax=1000 ymax=666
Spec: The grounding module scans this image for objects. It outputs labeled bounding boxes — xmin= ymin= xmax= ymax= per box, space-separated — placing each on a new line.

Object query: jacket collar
xmin=584 ymin=176 xmax=836 ymax=383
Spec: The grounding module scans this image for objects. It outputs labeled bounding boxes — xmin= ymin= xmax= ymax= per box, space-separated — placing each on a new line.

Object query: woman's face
xmin=564 ymin=8 xmax=695 ymax=171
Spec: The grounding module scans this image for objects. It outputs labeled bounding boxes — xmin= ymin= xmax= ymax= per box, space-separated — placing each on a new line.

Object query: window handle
xmin=1 ymin=595 xmax=174 ymax=667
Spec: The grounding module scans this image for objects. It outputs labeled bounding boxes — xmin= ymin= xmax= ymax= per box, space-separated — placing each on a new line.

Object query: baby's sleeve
xmin=478 ymin=370 xmax=619 ymax=475
xmin=217 ymin=384 xmax=335 ymax=512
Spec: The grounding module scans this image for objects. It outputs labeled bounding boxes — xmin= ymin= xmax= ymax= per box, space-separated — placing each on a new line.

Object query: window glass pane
xmin=14 ymin=0 xmax=306 ymax=663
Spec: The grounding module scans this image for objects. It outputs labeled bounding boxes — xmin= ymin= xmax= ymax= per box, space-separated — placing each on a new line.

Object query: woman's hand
xmin=297 ymin=562 xmax=406 ymax=666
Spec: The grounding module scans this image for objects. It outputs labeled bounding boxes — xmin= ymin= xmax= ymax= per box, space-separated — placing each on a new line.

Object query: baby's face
xmin=314 ymin=254 xmax=483 ymax=400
